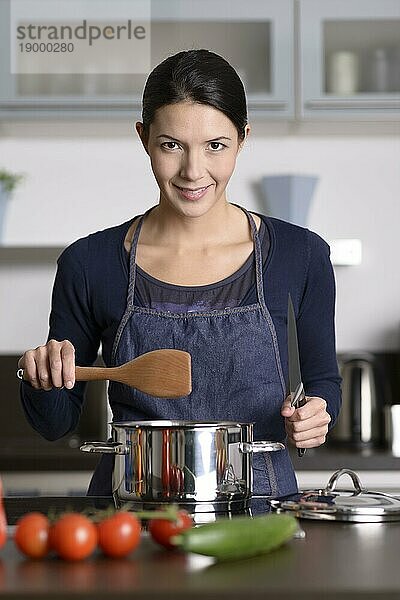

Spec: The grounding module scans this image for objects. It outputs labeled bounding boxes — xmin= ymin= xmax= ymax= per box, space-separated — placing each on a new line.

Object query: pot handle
xmin=239 ymin=441 xmax=285 ymax=453
xmin=80 ymin=441 xmax=129 ymax=455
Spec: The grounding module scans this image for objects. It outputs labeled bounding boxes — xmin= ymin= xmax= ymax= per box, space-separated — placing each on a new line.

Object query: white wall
xmin=1 ymin=120 xmax=399 ymax=354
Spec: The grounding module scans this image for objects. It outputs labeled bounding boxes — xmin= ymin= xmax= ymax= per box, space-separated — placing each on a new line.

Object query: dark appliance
xmin=329 ymin=352 xmax=394 ymax=449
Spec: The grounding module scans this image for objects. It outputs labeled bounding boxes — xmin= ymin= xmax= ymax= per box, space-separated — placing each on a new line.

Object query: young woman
xmin=18 ymin=49 xmax=341 ymax=498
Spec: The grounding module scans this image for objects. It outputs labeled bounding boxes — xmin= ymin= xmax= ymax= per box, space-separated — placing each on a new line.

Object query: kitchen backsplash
xmin=0 ymin=122 xmax=399 ymax=353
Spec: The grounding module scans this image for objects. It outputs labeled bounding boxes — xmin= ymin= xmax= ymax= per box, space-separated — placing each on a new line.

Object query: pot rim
xmin=110 ymin=420 xmax=254 ymax=429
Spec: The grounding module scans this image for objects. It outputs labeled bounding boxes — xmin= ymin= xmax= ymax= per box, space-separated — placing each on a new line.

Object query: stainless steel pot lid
xmin=269 ymin=468 xmax=400 ymax=522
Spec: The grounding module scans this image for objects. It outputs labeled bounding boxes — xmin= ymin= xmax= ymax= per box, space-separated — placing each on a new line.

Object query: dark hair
xmin=141 ymin=49 xmax=248 ymax=142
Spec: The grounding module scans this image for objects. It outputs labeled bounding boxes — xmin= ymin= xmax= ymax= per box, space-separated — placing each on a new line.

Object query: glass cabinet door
xmin=299 ymin=0 xmax=400 ymax=119
xmin=0 ymin=0 xmax=294 ymax=119
xmin=0 ymin=0 xmax=150 ymax=118
xmin=151 ymin=0 xmax=294 ymax=119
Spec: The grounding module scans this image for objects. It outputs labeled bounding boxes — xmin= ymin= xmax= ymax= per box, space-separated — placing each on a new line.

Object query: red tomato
xmin=14 ymin=512 xmax=50 ymax=559
xmin=48 ymin=522 xmax=57 ymax=551
xmin=148 ymin=510 xmax=193 ymax=549
xmin=0 ymin=478 xmax=7 ymax=549
xmin=97 ymin=512 xmax=141 ymax=558
xmin=51 ymin=513 xmax=97 ymax=561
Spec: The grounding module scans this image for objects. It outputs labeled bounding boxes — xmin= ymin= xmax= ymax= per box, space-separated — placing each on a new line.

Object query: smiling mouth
xmin=175 ymin=184 xmax=211 ymax=191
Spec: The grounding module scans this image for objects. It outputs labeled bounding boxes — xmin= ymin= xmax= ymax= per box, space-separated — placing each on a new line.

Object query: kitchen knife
xmin=287 ymin=293 xmax=306 ymax=457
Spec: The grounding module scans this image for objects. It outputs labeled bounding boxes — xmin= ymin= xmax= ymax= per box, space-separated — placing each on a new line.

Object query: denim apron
xmin=87 ymin=205 xmax=298 ymax=498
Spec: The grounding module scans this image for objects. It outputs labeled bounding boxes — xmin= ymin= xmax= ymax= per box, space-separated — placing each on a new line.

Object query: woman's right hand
xmin=18 ymin=339 xmax=76 ymax=391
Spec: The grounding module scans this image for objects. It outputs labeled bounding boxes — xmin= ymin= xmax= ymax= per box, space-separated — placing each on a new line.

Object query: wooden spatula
xmin=76 ymin=349 xmax=191 ymax=398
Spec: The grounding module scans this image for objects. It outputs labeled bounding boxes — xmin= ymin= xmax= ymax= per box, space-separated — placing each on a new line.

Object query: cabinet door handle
xmin=0 ymin=99 xmax=142 ymax=110
xmin=305 ymin=98 xmax=400 ymax=110
xmin=249 ymin=100 xmax=288 ymax=111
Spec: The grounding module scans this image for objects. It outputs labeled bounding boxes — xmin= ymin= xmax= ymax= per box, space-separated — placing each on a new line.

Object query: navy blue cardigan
xmin=20 ymin=211 xmax=342 ymax=440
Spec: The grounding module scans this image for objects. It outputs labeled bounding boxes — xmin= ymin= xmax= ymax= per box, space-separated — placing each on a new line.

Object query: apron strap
xmin=126 ymin=206 xmax=154 ymax=309
xmin=234 ymin=205 xmax=286 ymax=396
xmin=233 ymin=204 xmax=267 ymax=309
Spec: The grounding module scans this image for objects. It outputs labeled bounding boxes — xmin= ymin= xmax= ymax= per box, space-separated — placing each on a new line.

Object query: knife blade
xmin=287 ymin=293 xmax=306 ymax=458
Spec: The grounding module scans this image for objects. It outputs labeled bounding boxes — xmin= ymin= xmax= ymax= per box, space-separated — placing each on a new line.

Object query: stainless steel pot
xmin=80 ymin=420 xmax=284 ymax=510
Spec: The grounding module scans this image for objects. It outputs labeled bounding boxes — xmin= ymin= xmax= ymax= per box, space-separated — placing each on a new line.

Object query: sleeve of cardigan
xmin=297 ymin=231 xmax=342 ymax=429
xmin=19 ymin=237 xmax=101 ymax=441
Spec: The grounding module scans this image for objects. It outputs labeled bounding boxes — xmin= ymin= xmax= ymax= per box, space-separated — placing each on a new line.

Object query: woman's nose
xmin=179 ymin=150 xmax=206 ymax=182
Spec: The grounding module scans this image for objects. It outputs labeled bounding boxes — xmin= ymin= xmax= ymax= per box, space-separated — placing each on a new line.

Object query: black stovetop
xmin=4 ymin=495 xmax=276 ymax=525
xmin=4 ymin=496 xmax=113 ymax=525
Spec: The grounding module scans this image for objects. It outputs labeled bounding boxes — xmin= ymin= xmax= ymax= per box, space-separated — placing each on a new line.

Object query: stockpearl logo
xmin=10 ymin=0 xmax=151 ymax=75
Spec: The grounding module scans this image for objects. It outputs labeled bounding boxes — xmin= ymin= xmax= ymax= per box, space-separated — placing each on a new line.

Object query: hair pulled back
xmin=141 ymin=49 xmax=248 ymax=142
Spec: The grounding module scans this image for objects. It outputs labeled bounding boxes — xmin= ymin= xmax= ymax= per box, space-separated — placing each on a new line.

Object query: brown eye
xmin=162 ymin=142 xmax=179 ymax=150
xmin=209 ymin=142 xmax=225 ymax=151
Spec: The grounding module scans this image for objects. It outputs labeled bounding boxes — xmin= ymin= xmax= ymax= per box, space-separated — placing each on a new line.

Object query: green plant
xmin=0 ymin=168 xmax=24 ymax=193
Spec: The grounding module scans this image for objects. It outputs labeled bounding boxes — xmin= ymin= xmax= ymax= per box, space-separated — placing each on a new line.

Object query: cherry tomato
xmin=148 ymin=509 xmax=194 ymax=549
xmin=14 ymin=512 xmax=50 ymax=559
xmin=51 ymin=513 xmax=97 ymax=561
xmin=48 ymin=521 xmax=57 ymax=551
xmin=97 ymin=512 xmax=141 ymax=558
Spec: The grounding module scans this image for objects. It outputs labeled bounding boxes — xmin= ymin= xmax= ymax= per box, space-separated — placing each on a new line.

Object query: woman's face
xmin=136 ymin=101 xmax=249 ymax=218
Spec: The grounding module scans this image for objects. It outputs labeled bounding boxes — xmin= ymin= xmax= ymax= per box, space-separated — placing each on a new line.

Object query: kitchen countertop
xmin=290 ymin=445 xmax=400 ymax=471
xmin=1 ymin=496 xmax=400 ymax=600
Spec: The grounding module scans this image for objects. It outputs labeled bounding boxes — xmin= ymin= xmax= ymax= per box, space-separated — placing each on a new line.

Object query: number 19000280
xmin=19 ymin=42 xmax=74 ymax=53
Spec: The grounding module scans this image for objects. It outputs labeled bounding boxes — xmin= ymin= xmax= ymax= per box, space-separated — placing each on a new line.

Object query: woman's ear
xmin=135 ymin=121 xmax=149 ymax=154
xmin=238 ymin=124 xmax=251 ymax=153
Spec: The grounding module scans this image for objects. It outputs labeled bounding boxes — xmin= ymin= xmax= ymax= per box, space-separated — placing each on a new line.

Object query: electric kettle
xmin=330 ymin=353 xmax=384 ymax=448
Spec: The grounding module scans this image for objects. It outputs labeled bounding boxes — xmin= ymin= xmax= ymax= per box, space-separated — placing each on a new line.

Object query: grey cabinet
xmin=1 ymin=0 xmax=398 ymax=120
xmin=299 ymin=0 xmax=400 ymax=119
xmin=0 ymin=0 xmax=294 ymax=119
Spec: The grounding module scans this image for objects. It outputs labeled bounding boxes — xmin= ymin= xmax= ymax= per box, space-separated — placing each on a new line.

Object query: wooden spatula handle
xmin=75 ymin=366 xmax=117 ymax=382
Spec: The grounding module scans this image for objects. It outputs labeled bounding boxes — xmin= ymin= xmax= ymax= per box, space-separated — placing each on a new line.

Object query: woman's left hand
xmin=281 ymin=396 xmax=331 ymax=449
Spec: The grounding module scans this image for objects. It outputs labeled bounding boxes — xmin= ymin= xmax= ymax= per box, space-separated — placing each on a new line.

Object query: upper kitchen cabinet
xmin=150 ymin=0 xmax=294 ymax=119
xmin=0 ymin=0 xmax=294 ymax=119
xmin=299 ymin=0 xmax=400 ymax=119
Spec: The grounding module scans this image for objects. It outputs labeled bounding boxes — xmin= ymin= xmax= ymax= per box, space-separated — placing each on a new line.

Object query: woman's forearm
xmin=20 ymin=380 xmax=84 ymax=441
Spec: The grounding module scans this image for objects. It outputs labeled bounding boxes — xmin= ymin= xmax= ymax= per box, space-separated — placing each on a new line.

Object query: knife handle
xmin=293 ymin=388 xmax=307 ymax=458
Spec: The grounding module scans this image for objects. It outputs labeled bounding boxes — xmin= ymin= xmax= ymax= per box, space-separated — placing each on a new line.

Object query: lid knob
xmin=325 ymin=468 xmax=364 ymax=495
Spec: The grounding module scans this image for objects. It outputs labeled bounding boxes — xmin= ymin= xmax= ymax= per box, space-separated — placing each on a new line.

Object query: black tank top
xmin=132 ymin=218 xmax=269 ymax=312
